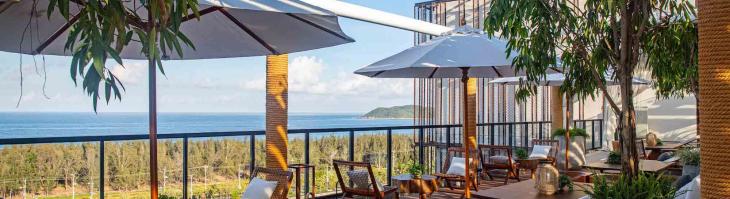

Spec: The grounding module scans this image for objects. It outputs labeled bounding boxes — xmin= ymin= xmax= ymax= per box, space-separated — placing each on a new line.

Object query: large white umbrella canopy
xmin=0 ymin=1 xmax=352 ymax=198
xmin=355 ymin=26 xmax=560 ymax=78
xmin=489 ymin=73 xmax=650 ymax=86
xmin=0 ymin=0 xmax=354 ymax=59
xmin=355 ymin=26 xmax=559 ymax=197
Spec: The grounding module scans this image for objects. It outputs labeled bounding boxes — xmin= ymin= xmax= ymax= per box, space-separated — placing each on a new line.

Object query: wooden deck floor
xmin=400 ymin=172 xmax=533 ymax=199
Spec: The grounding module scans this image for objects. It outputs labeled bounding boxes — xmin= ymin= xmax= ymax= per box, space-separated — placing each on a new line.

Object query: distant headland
xmin=362 ymin=105 xmax=429 ymax=119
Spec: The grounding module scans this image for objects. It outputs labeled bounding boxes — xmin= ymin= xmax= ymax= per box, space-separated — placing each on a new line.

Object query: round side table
xmin=516 ymin=158 xmax=542 ymax=179
xmin=392 ymin=174 xmax=439 ymax=199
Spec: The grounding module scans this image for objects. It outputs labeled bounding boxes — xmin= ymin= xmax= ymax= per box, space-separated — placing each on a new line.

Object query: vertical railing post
xmin=99 ymin=139 xmax=104 ymax=199
xmin=539 ymin=122 xmax=544 ymax=140
xmin=348 ymin=130 xmax=355 ymax=162
xmin=490 ymin=124 xmax=495 ymax=145
xmin=249 ymin=134 xmax=256 ymax=175
xmin=445 ymin=127 xmax=451 ymax=147
xmin=418 ymin=128 xmax=425 ymax=166
xmin=523 ymin=123 xmax=529 ymax=148
xmin=599 ymin=120 xmax=604 ymax=148
xmin=592 ymin=120 xmax=596 ymax=149
xmin=386 ymin=129 xmax=393 ymax=185
xmin=182 ymin=137 xmax=188 ymax=199
xmin=304 ymin=132 xmax=310 ymax=194
xmin=508 ymin=124 xmax=513 ymax=147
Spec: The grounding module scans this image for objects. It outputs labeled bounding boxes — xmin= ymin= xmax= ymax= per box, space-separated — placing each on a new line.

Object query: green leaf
xmin=47 ymin=0 xmax=58 ymax=19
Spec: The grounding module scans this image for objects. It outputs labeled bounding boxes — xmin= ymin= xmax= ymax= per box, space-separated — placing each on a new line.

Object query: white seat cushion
xmin=241 ymin=177 xmax=278 ymax=199
xmin=447 ymin=157 xmax=470 ymax=176
xmin=529 ymin=145 xmax=552 ymax=159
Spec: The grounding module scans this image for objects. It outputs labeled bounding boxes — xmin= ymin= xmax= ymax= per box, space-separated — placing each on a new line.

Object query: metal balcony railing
xmin=0 ymin=119 xmax=602 ymax=198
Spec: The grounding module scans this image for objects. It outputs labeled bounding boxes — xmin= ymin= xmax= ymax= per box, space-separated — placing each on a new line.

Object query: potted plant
xmin=558 ymin=174 xmax=573 ymax=192
xmin=606 ymin=151 xmax=621 ymax=165
xmin=552 ymin=128 xmax=588 ymax=170
xmin=678 ymin=147 xmax=700 ymax=178
xmin=515 ymin=148 xmax=529 ymax=160
xmin=405 ymin=162 xmax=424 ymax=179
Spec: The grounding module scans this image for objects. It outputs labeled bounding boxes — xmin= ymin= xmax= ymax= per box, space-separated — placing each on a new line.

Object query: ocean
xmin=0 ymin=112 xmax=412 ymax=139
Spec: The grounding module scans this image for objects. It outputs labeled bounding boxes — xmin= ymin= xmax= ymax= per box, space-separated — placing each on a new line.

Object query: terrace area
xmin=0 ymin=0 xmax=714 ymax=198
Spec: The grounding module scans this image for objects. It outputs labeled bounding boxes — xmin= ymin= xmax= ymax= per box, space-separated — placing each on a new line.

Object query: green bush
xmin=551 ymin=128 xmax=589 ymax=138
xmin=607 ymin=151 xmax=622 ymax=165
xmin=515 ymin=148 xmax=529 ymax=160
xmin=585 ymin=172 xmax=677 ymax=199
xmin=678 ymin=147 xmax=700 ymax=166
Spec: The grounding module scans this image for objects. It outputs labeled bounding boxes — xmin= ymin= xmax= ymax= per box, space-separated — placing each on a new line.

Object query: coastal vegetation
xmin=0 ymin=133 xmax=416 ymax=198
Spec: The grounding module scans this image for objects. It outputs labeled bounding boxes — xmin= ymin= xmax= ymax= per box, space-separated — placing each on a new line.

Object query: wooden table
xmin=288 ymin=164 xmax=316 ymax=199
xmin=473 ymin=179 xmax=590 ymax=199
xmin=645 ymin=139 xmax=696 ymax=159
xmin=392 ymin=174 xmax=439 ymax=199
xmin=583 ymin=159 xmax=672 ymax=173
xmin=517 ymin=158 xmax=542 ymax=179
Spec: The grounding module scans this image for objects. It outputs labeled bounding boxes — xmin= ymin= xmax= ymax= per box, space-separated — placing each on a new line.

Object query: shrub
xmin=551 ymin=128 xmax=589 ymax=138
xmin=515 ymin=148 xmax=529 ymax=160
xmin=677 ymin=147 xmax=700 ymax=166
xmin=607 ymin=151 xmax=621 ymax=165
xmin=585 ymin=172 xmax=677 ymax=199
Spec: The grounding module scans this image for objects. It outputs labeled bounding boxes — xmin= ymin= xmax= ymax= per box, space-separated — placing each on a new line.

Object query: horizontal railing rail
xmin=0 ymin=119 xmax=603 ymax=198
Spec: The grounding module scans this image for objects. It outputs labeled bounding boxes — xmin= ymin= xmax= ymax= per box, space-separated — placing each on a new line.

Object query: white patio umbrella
xmin=0 ymin=0 xmax=353 ymax=58
xmin=489 ymin=73 xmax=648 ymax=171
xmin=0 ymin=0 xmax=353 ymax=198
xmin=355 ymin=26 xmax=560 ymax=198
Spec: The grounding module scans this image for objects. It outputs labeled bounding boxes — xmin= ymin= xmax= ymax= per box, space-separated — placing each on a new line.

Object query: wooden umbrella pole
xmin=564 ymin=92 xmax=571 ymax=172
xmin=460 ymin=67 xmax=475 ymax=198
xmin=148 ymin=6 xmax=159 ymax=199
xmin=148 ymin=52 xmax=159 ymax=199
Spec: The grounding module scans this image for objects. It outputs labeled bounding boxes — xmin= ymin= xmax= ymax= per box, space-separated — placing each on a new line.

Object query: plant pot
xmin=682 ymin=164 xmax=700 ymax=178
xmin=555 ymin=135 xmax=586 ymax=170
xmin=611 ymin=140 xmax=620 ymax=151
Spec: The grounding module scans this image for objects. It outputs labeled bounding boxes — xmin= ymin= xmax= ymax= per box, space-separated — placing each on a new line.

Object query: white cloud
xmin=240 ymin=56 xmax=412 ymax=98
xmin=111 ymin=62 xmax=146 ymax=85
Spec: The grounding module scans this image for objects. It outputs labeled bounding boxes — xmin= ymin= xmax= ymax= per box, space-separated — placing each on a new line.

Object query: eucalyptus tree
xmin=47 ymin=0 xmax=199 ymax=197
xmin=484 ymin=0 xmax=696 ymax=178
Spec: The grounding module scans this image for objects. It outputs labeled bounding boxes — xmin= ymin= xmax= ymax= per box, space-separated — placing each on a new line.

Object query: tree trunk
xmin=618 ymin=71 xmax=639 ymax=179
xmin=697 ymin=0 xmax=730 ymax=197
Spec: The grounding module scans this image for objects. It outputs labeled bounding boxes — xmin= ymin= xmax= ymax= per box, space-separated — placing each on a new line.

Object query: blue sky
xmin=0 ymin=0 xmax=421 ymax=113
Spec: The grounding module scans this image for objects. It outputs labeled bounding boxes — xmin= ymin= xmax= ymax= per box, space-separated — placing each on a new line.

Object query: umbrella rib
xmin=218 ymin=8 xmax=280 ymax=55
xmin=427 ymin=67 xmax=439 ymax=78
xmin=370 ymin=71 xmax=385 ymax=77
xmin=32 ymin=12 xmax=82 ymax=55
xmin=181 ymin=7 xmax=221 ymax=22
xmin=491 ymin=66 xmax=502 ymax=78
xmin=285 ymin=13 xmax=354 ymax=42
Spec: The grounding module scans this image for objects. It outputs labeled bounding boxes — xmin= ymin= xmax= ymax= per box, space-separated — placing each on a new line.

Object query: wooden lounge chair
xmin=433 ymin=147 xmax=480 ymax=191
xmin=531 ymin=139 xmax=559 ymax=165
xmin=250 ymin=167 xmax=294 ymax=199
xmin=479 ymin=145 xmax=520 ymax=184
xmin=332 ymin=160 xmax=399 ymax=199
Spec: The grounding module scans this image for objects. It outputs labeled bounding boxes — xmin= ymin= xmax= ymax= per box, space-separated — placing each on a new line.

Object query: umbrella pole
xmin=460 ymin=68 xmax=474 ymax=198
xmin=564 ymin=92 xmax=572 ymax=172
xmin=149 ymin=57 xmax=159 ymax=199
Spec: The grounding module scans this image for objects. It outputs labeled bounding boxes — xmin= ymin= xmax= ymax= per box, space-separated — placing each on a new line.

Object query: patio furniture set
xmin=236 ymin=136 xmax=697 ymax=199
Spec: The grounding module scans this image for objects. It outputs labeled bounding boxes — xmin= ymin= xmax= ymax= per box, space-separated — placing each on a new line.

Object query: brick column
xmin=266 ymin=55 xmax=288 ymax=170
xmin=697 ymin=1 xmax=730 ymax=198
